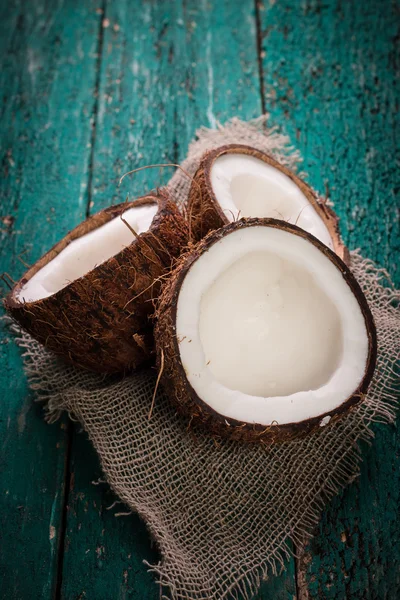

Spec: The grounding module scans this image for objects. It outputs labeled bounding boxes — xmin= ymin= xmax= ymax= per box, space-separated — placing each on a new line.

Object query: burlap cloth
xmin=15 ymin=118 xmax=400 ymax=600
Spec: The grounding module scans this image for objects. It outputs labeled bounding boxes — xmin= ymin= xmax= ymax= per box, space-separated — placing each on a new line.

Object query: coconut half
xmin=188 ymin=144 xmax=348 ymax=263
xmin=155 ymin=219 xmax=376 ymax=443
xmin=5 ymin=190 xmax=188 ymax=373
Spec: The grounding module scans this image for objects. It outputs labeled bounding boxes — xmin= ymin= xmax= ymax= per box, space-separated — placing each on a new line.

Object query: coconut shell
xmin=187 ymin=144 xmax=349 ymax=264
xmin=155 ymin=218 xmax=376 ymax=444
xmin=5 ymin=190 xmax=188 ymax=374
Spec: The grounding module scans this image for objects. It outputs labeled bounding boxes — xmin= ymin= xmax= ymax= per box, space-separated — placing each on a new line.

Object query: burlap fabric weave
xmin=16 ymin=118 xmax=400 ymax=600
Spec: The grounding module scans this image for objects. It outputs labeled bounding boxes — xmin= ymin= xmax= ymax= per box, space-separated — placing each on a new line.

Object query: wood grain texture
xmin=301 ymin=425 xmax=400 ymax=599
xmin=0 ymin=0 xmax=102 ymax=597
xmin=258 ymin=0 xmax=400 ymax=597
xmin=87 ymin=0 xmax=263 ymax=211
xmin=0 ymin=0 xmax=398 ymax=598
xmin=61 ymin=426 xmax=159 ymax=600
xmin=257 ymin=0 xmax=399 ymax=271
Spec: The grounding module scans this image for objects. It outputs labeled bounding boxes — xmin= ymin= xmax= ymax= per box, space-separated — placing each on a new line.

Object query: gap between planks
xmin=54 ymin=3 xmax=107 ymax=599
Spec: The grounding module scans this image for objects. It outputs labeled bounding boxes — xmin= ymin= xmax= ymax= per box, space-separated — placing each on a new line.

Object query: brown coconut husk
xmin=187 ymin=144 xmax=349 ymax=264
xmin=154 ymin=218 xmax=376 ymax=444
xmin=5 ymin=189 xmax=188 ymax=374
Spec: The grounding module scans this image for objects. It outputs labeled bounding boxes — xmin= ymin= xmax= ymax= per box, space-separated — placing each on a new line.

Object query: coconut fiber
xmin=14 ymin=118 xmax=400 ymax=600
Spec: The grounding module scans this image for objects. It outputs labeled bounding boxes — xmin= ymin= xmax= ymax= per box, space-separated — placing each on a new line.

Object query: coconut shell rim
xmin=193 ymin=143 xmax=349 ymax=265
xmin=4 ymin=192 xmax=169 ymax=310
xmin=163 ymin=217 xmax=377 ymax=440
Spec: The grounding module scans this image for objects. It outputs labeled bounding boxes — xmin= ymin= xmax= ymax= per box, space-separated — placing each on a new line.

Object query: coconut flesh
xmin=174 ymin=222 xmax=374 ymax=428
xmin=210 ymin=153 xmax=334 ymax=249
xmin=17 ymin=203 xmax=158 ymax=303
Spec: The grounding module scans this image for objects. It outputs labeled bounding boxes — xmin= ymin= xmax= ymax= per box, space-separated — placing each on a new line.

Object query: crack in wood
xmin=86 ymin=0 xmax=108 ymax=219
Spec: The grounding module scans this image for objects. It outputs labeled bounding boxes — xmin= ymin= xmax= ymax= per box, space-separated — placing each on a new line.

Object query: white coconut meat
xmin=176 ymin=226 xmax=369 ymax=426
xmin=18 ymin=203 xmax=158 ymax=302
xmin=210 ymin=154 xmax=334 ymax=249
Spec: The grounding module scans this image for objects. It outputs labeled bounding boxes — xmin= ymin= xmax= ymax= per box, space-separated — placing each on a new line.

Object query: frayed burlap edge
xmin=8 ymin=117 xmax=400 ymax=600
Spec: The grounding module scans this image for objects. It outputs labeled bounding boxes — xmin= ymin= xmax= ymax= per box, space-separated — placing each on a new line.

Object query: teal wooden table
xmin=0 ymin=1 xmax=399 ymax=598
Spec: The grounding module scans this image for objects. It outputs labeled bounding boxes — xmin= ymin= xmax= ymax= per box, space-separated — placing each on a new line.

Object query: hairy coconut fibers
xmin=14 ymin=117 xmax=400 ymax=600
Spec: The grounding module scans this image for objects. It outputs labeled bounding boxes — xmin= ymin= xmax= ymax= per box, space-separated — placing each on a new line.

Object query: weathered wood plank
xmin=258 ymin=0 xmax=399 ymax=597
xmin=3 ymin=0 xmax=397 ymax=598
xmin=87 ymin=0 xmax=263 ymax=212
xmin=61 ymin=427 xmax=159 ymax=600
xmin=0 ymin=0 xmax=102 ymax=597
xmin=258 ymin=0 xmax=399 ymax=272
xmin=60 ymin=1 xmax=295 ymax=598
xmin=301 ymin=426 xmax=400 ymax=599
